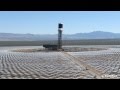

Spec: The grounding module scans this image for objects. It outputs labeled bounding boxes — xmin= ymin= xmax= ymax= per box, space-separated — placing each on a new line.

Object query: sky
xmin=0 ymin=11 xmax=120 ymax=34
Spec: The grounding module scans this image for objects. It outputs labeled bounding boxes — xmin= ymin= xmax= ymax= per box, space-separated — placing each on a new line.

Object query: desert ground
xmin=1 ymin=45 xmax=120 ymax=79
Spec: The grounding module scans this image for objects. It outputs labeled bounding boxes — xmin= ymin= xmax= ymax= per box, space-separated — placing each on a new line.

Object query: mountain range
xmin=0 ymin=31 xmax=120 ymax=41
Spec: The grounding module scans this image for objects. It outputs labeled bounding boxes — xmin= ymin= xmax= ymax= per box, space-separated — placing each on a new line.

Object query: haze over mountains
xmin=0 ymin=31 xmax=120 ymax=41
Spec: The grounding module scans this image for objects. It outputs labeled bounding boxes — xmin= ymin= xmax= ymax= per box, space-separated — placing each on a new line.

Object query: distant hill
xmin=67 ymin=31 xmax=120 ymax=40
xmin=0 ymin=31 xmax=120 ymax=41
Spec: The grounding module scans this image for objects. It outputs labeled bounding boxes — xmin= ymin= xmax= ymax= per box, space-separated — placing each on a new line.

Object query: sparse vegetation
xmin=0 ymin=39 xmax=120 ymax=46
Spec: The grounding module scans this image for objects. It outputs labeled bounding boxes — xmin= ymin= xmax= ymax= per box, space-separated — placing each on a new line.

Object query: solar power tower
xmin=58 ymin=23 xmax=63 ymax=50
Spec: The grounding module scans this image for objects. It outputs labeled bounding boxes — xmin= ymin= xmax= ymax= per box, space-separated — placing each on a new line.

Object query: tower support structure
xmin=58 ymin=23 xmax=63 ymax=50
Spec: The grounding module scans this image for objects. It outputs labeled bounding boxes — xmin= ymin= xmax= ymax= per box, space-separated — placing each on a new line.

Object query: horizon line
xmin=0 ymin=31 xmax=119 ymax=35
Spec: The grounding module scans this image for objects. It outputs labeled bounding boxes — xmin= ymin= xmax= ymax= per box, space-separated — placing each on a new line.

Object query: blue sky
xmin=0 ymin=11 xmax=120 ymax=34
